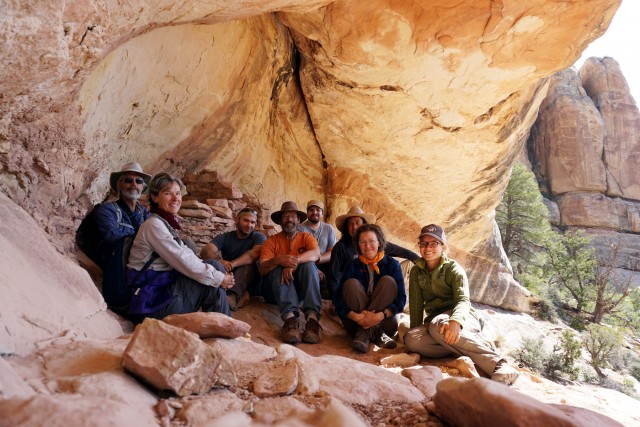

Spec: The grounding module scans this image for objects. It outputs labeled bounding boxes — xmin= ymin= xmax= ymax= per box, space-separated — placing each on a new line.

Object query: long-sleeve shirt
xmin=328 ymin=237 xmax=419 ymax=301
xmin=334 ymin=253 xmax=407 ymax=321
xmin=128 ymin=215 xmax=224 ymax=287
xmin=408 ymin=256 xmax=471 ymax=329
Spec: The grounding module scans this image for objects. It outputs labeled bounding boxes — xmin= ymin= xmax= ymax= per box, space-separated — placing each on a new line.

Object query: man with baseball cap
xmin=200 ymin=207 xmax=267 ymax=310
xmin=299 ymin=199 xmax=337 ymax=299
xmin=259 ymin=201 xmax=322 ymax=345
xmin=93 ymin=162 xmax=152 ymax=312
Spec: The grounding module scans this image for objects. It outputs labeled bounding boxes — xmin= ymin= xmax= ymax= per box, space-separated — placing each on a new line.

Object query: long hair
xmin=353 ymin=223 xmax=386 ymax=255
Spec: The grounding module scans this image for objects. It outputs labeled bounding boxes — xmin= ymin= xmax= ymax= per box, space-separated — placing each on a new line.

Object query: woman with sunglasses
xmin=126 ymin=173 xmax=235 ymax=322
xmin=334 ymin=223 xmax=406 ymax=353
xmin=404 ymin=224 xmax=519 ymax=385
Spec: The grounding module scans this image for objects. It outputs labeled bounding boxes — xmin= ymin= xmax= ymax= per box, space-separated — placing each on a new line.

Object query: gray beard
xmin=120 ymin=189 xmax=141 ymax=201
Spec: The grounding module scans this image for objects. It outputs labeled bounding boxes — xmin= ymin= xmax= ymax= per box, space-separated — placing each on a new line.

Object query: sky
xmin=573 ymin=1 xmax=640 ymax=103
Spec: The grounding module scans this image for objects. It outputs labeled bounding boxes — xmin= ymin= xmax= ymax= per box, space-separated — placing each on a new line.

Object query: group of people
xmin=88 ymin=162 xmax=518 ymax=385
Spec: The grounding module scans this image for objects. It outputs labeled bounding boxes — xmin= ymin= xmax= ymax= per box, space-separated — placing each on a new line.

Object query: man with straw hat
xmin=259 ymin=201 xmax=322 ymax=345
xmin=92 ymin=162 xmax=152 ymax=312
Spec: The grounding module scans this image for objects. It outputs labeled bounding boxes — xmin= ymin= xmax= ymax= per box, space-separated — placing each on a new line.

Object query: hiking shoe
xmin=302 ymin=318 xmax=321 ymax=344
xmin=352 ymin=327 xmax=372 ymax=353
xmin=374 ymin=328 xmax=397 ymax=349
xmin=491 ymin=361 xmax=519 ymax=385
xmin=281 ymin=317 xmax=301 ymax=345
xmin=226 ymin=293 xmax=238 ymax=311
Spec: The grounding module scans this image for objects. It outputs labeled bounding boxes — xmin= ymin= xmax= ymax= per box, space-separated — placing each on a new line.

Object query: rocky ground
xmin=230 ymin=298 xmax=640 ymax=426
xmin=2 ymin=297 xmax=639 ymax=426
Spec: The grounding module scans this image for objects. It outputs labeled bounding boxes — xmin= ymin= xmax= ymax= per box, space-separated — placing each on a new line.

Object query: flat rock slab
xmin=433 ymin=377 xmax=624 ymax=427
xmin=163 ymin=312 xmax=250 ymax=339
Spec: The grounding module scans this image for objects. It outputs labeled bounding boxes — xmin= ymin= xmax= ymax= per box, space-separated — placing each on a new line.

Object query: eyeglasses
xmin=358 ymin=239 xmax=379 ymax=246
xmin=418 ymin=241 xmax=441 ymax=249
xmin=239 ymin=207 xmax=257 ymax=215
xmin=123 ymin=177 xmax=145 ymax=185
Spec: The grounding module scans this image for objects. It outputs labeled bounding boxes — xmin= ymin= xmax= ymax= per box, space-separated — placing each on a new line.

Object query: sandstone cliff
xmin=529 ymin=57 xmax=640 ymax=285
xmin=1 ymin=0 xmax=623 ymax=339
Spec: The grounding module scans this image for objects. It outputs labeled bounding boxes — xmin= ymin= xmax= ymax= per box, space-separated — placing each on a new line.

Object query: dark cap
xmin=418 ymin=224 xmax=447 ymax=245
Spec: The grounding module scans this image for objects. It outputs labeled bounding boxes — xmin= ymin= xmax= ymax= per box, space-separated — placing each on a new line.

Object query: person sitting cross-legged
xmin=334 ymin=223 xmax=406 ymax=353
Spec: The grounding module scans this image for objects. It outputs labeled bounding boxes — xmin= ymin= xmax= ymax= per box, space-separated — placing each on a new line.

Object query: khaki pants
xmin=404 ymin=310 xmax=502 ymax=376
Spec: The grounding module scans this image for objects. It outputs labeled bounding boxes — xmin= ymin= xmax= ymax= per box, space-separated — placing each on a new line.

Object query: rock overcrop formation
xmin=1 ymin=0 xmax=624 ymax=314
xmin=2 ymin=0 xmax=638 ymax=425
xmin=529 ymin=57 xmax=640 ymax=285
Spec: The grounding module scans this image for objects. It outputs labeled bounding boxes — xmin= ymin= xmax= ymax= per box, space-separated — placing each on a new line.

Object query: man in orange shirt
xmin=260 ymin=201 xmax=322 ymax=345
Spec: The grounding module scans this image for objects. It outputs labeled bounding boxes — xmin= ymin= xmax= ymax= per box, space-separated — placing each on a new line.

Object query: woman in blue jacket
xmin=335 ymin=224 xmax=406 ymax=353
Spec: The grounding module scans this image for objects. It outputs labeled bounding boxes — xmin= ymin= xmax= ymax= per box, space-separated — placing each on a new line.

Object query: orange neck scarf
xmin=359 ymin=251 xmax=385 ymax=274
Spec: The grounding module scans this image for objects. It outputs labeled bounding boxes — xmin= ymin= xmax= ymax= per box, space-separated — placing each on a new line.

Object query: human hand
xmin=221 ymin=273 xmax=235 ymax=290
xmin=439 ymin=319 xmax=461 ymax=344
xmin=221 ymin=260 xmax=234 ymax=273
xmin=281 ymin=267 xmax=295 ymax=285
xmin=277 ymin=255 xmax=299 ymax=269
xmin=359 ymin=310 xmax=381 ymax=329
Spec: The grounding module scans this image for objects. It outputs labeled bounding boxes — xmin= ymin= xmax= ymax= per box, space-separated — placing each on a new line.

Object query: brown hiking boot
xmin=281 ymin=316 xmax=301 ymax=344
xmin=302 ymin=318 xmax=321 ymax=344
xmin=352 ymin=327 xmax=372 ymax=353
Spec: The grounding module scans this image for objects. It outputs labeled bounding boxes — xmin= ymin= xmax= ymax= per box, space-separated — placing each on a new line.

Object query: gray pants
xmin=341 ymin=275 xmax=398 ymax=338
xmin=404 ymin=311 xmax=502 ymax=376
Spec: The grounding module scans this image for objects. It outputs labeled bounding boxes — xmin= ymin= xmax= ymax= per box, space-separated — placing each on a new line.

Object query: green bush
xmin=545 ymin=330 xmax=581 ymax=380
xmin=516 ymin=336 xmax=548 ymax=373
xmin=583 ymin=324 xmax=624 ymax=379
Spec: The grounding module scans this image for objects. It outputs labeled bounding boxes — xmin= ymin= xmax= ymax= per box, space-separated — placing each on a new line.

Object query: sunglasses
xmin=418 ymin=241 xmax=442 ymax=248
xmin=123 ymin=177 xmax=145 ymax=185
xmin=239 ymin=207 xmax=257 ymax=215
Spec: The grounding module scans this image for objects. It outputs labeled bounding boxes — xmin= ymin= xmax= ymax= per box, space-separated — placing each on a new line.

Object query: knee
xmin=404 ymin=326 xmax=425 ymax=351
xmin=378 ymin=275 xmax=397 ymax=288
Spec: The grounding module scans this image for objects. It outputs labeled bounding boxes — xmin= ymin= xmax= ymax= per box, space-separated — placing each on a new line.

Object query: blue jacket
xmin=335 ymin=253 xmax=407 ymax=321
xmin=95 ymin=200 xmax=149 ymax=247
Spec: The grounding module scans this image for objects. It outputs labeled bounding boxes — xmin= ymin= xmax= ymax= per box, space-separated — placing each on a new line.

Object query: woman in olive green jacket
xmin=404 ymin=224 xmax=519 ymax=385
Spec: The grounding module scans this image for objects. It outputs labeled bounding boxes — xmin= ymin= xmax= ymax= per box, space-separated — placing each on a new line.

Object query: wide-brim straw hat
xmin=271 ymin=201 xmax=307 ymax=224
xmin=109 ymin=162 xmax=152 ymax=192
xmin=335 ymin=206 xmax=376 ymax=230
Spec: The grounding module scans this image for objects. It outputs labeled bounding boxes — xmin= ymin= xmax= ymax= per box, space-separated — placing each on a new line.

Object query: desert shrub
xmin=545 ymin=329 xmax=581 ymax=380
xmin=516 ymin=336 xmax=548 ymax=373
xmin=583 ymin=324 xmax=623 ymax=379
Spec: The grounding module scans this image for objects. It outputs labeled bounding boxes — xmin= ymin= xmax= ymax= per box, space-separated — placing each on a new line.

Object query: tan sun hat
xmin=306 ymin=199 xmax=325 ymax=211
xmin=335 ymin=206 xmax=376 ymax=231
xmin=271 ymin=201 xmax=307 ymax=224
xmin=109 ymin=162 xmax=151 ymax=192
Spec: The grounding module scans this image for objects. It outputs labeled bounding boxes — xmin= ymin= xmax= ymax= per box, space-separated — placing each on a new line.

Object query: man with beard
xmin=299 ymin=199 xmax=336 ymax=299
xmin=94 ymin=162 xmax=151 ymax=312
xmin=260 ymin=201 xmax=322 ymax=344
xmin=200 ymin=207 xmax=267 ymax=311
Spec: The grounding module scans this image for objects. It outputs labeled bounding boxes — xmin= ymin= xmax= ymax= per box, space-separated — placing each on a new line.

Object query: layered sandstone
xmin=1 ymin=1 xmax=622 ymax=325
xmin=529 ymin=58 xmax=640 ymax=284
